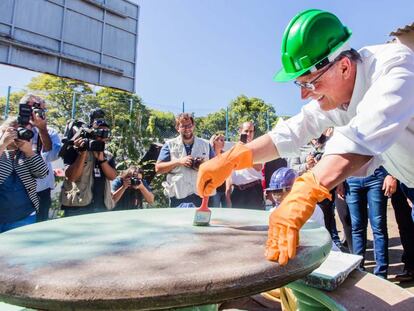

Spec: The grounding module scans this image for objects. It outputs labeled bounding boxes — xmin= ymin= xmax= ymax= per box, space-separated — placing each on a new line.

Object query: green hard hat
xmin=273 ymin=9 xmax=352 ymax=82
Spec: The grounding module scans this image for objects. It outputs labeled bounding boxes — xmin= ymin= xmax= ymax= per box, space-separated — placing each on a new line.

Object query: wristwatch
xmin=97 ymin=158 xmax=107 ymax=165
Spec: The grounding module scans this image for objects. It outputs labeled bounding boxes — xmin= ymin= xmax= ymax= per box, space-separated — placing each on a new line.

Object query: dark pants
xmin=62 ymin=205 xmax=107 ymax=217
xmin=170 ymin=193 xmax=202 ymax=208
xmin=318 ymin=189 xmax=341 ymax=247
xmin=345 ymin=167 xmax=388 ymax=278
xmin=231 ymin=183 xmax=264 ymax=210
xmin=36 ymin=188 xmax=51 ymax=222
xmin=335 ymin=190 xmax=353 ymax=252
xmin=393 ymin=182 xmax=414 ymax=271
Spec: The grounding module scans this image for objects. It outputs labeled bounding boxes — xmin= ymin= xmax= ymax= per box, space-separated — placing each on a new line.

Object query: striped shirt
xmin=0 ymin=150 xmax=49 ymax=210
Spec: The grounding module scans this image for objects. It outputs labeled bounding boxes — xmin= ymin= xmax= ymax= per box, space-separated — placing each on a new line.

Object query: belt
xmin=233 ymin=179 xmax=262 ymax=191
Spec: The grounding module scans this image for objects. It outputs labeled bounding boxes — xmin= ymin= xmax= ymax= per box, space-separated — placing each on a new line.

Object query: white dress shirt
xmin=269 ymin=43 xmax=414 ymax=187
xmin=32 ymin=127 xmax=62 ymax=192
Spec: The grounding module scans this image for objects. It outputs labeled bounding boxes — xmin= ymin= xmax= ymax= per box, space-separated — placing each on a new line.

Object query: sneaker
xmin=395 ymin=270 xmax=414 ymax=282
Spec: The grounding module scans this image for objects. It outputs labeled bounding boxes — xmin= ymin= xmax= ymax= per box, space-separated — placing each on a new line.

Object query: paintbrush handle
xmin=199 ymin=197 xmax=209 ymax=211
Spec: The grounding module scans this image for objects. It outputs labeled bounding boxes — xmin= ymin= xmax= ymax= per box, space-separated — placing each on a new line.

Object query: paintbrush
xmin=193 ymin=197 xmax=211 ymax=226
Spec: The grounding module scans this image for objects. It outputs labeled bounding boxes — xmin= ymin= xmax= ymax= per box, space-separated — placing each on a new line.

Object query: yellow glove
xmin=265 ymin=171 xmax=331 ymax=265
xmin=197 ymin=143 xmax=253 ymax=197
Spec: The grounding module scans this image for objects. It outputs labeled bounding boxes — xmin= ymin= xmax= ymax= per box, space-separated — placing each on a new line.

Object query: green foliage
xmin=26 ymin=74 xmax=93 ymax=131
xmin=146 ymin=110 xmax=176 ymax=142
xmin=227 ymin=95 xmax=277 ymax=139
xmin=0 ymin=90 xmax=27 ymax=119
xmin=194 ymin=109 xmax=226 ymax=139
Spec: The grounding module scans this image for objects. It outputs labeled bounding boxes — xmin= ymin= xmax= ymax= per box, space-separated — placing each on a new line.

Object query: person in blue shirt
xmin=19 ymin=94 xmax=62 ymax=222
xmin=155 ymin=113 xmax=215 ymax=207
xmin=112 ymin=166 xmax=154 ymax=210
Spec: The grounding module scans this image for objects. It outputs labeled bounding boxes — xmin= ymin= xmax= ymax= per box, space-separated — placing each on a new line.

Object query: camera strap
xmin=36 ymin=133 xmax=43 ymax=154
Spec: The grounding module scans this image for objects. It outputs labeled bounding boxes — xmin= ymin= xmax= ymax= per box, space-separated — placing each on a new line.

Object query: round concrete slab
xmin=0 ymin=208 xmax=331 ymax=310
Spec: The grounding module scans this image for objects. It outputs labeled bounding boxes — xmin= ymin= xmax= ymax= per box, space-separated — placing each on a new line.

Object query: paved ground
xmin=335 ymin=202 xmax=414 ymax=294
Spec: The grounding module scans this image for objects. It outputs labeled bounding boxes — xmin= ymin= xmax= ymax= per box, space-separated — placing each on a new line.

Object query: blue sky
xmin=0 ymin=0 xmax=413 ymax=117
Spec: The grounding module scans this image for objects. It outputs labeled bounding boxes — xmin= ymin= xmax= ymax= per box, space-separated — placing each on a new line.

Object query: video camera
xmin=18 ymin=102 xmax=46 ymax=127
xmin=59 ymin=112 xmax=111 ymax=157
xmin=16 ymin=102 xmax=41 ymax=141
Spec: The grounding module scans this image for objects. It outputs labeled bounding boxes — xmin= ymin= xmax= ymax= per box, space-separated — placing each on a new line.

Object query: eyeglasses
xmin=179 ymin=123 xmax=193 ymax=130
xmin=294 ymin=61 xmax=337 ymax=91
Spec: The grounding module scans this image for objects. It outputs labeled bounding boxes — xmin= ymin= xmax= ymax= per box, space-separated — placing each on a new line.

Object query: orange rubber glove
xmin=265 ymin=171 xmax=331 ymax=265
xmin=197 ymin=143 xmax=253 ymax=197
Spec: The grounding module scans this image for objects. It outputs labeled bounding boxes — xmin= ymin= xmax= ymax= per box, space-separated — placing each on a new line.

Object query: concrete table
xmin=0 ymin=208 xmax=331 ymax=310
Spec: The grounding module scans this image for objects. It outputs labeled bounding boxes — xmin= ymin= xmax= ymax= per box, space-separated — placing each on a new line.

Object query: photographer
xmin=18 ymin=94 xmax=62 ymax=222
xmin=155 ymin=113 xmax=214 ymax=207
xmin=61 ymin=109 xmax=117 ymax=216
xmin=0 ymin=117 xmax=48 ymax=232
xmin=111 ymin=166 xmax=154 ymax=210
xmin=226 ymin=121 xmax=264 ymax=210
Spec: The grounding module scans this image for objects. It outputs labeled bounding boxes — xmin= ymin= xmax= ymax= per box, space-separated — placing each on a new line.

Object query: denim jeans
xmin=0 ymin=213 xmax=36 ymax=233
xmin=345 ymin=167 xmax=388 ymax=278
xmin=170 ymin=193 xmax=202 ymax=208
xmin=210 ymin=191 xmax=227 ymax=207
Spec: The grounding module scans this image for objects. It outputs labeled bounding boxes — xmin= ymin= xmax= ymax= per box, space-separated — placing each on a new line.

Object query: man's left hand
xmin=93 ymin=151 xmax=105 ymax=161
xmin=265 ymin=171 xmax=331 ymax=265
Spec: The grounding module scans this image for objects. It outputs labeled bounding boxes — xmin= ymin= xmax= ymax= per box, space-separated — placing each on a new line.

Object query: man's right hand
xmin=73 ymin=137 xmax=86 ymax=152
xmin=179 ymin=155 xmax=194 ymax=168
xmin=197 ymin=143 xmax=253 ymax=197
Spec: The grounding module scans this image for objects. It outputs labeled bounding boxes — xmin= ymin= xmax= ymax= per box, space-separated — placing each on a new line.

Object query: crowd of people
xmin=1 ymin=8 xmax=414 ymax=285
xmin=0 ymin=94 xmax=155 ymax=232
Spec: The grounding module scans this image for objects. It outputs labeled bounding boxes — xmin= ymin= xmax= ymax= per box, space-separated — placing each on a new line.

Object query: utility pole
xmin=225 ymin=106 xmax=229 ymax=140
xmin=71 ymin=92 xmax=77 ymax=119
xmin=182 ymin=101 xmax=185 ymax=113
xmin=4 ymin=86 xmax=11 ymax=119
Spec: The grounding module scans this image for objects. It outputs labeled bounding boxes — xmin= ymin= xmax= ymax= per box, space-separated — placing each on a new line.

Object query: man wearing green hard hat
xmin=197 ymin=9 xmax=414 ymax=265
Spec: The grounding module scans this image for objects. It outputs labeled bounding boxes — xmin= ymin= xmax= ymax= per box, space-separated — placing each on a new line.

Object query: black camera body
xmin=16 ymin=127 xmax=34 ymax=141
xmin=77 ymin=128 xmax=105 ymax=152
xmin=18 ymin=103 xmax=32 ymax=126
xmin=191 ymin=157 xmax=204 ymax=170
xmin=32 ymin=102 xmax=46 ymax=120
xmin=18 ymin=102 xmax=46 ymax=127
xmin=130 ymin=177 xmax=142 ymax=186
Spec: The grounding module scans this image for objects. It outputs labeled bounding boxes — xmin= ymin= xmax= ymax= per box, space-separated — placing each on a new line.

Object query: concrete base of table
xmin=0 ymin=208 xmax=331 ymax=310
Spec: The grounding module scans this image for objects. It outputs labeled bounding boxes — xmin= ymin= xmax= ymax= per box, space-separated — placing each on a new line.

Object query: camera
xmin=18 ymin=103 xmax=32 ymax=126
xmin=18 ymin=102 xmax=46 ymax=127
xmin=16 ymin=127 xmax=34 ymax=141
xmin=240 ymin=133 xmax=248 ymax=144
xmin=76 ymin=128 xmax=106 ymax=152
xmin=130 ymin=177 xmax=142 ymax=186
xmin=32 ymin=102 xmax=46 ymax=120
xmin=191 ymin=157 xmax=204 ymax=170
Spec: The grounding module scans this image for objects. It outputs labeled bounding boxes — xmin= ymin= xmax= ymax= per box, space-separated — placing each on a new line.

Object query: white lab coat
xmin=269 ymin=43 xmax=414 ymax=187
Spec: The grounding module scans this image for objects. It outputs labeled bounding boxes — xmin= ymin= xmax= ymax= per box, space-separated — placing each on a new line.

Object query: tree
xmin=0 ymin=89 xmax=27 ymax=119
xmin=26 ymin=74 xmax=93 ymax=131
xmin=227 ymin=95 xmax=277 ymax=139
xmin=146 ymin=110 xmax=176 ymax=141
xmin=194 ymin=109 xmax=226 ymax=140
